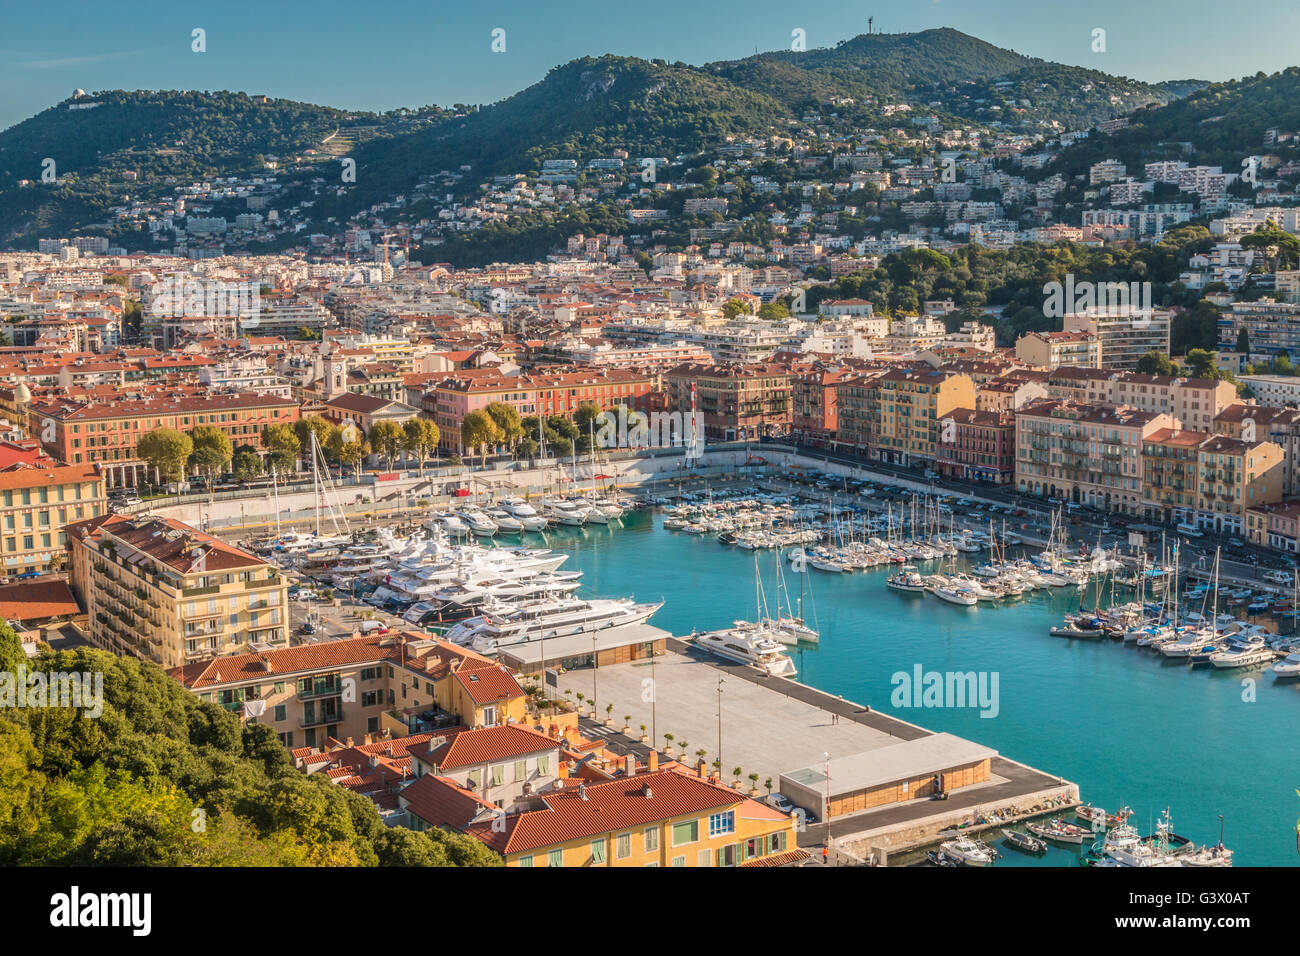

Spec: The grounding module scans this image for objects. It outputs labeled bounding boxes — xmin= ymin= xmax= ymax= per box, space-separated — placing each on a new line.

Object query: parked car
xmin=766 ymin=793 xmax=797 ymax=815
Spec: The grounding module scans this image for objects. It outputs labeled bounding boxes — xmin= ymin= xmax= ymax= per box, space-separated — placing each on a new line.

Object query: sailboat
xmin=770 ymin=547 xmax=819 ymax=644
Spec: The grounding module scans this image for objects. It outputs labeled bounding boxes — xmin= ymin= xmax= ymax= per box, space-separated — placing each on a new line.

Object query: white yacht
xmin=484 ymin=508 xmax=524 ymax=534
xmin=545 ymin=500 xmax=588 ymax=527
xmin=1272 ymin=651 xmax=1300 ymax=679
xmin=1209 ymin=635 xmax=1276 ymax=669
xmin=925 ymin=576 xmax=978 ymax=606
xmin=692 ymin=625 xmax=797 ymax=678
xmin=460 ymin=508 xmax=499 ymax=537
xmin=429 ymin=512 xmax=470 ymax=535
xmin=448 ymin=597 xmax=663 ymax=651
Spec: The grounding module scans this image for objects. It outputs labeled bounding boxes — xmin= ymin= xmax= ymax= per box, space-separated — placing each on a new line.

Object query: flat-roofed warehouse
xmin=493 ymin=623 xmax=669 ymax=675
xmin=780 ymin=732 xmax=996 ymax=821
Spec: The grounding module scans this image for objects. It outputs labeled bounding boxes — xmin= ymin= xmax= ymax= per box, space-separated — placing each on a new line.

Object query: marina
xmin=255 ymin=480 xmax=1295 ymax=865
xmin=531 ymin=501 xmax=1294 ymax=866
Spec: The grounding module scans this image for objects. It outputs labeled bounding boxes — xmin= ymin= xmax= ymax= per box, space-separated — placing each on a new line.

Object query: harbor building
xmin=780 ymin=733 xmax=995 ymax=821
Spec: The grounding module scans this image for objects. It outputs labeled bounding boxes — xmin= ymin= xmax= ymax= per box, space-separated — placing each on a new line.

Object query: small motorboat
xmin=1027 ymin=818 xmax=1092 ymax=845
xmin=1002 ymin=829 xmax=1048 ymax=854
xmin=1076 ymin=804 xmax=1131 ymax=829
xmin=939 ymin=837 xmax=998 ymax=866
xmin=926 ymin=849 xmax=957 ymax=867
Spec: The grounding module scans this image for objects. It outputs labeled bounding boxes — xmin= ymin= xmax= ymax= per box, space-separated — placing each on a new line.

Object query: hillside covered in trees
xmin=0 ymin=625 xmax=498 ymax=866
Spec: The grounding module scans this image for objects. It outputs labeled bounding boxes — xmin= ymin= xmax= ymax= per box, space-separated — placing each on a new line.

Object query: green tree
xmin=231 ymin=450 xmax=263 ymax=481
xmin=461 ymin=410 xmax=502 ymax=466
xmin=188 ymin=425 xmax=233 ymax=483
xmin=721 ymin=297 xmax=749 ymax=319
xmin=1136 ymin=350 xmax=1177 ymax=376
xmin=136 ymin=428 xmax=192 ymax=484
xmin=368 ymin=421 xmax=405 ymax=470
xmin=260 ymin=423 xmax=300 ymax=476
xmin=401 ymin=418 xmax=441 ymax=475
xmin=325 ymin=427 xmax=369 ymax=478
xmin=483 ymin=402 xmax=523 ymax=453
xmin=293 ymin=417 xmax=338 ymax=463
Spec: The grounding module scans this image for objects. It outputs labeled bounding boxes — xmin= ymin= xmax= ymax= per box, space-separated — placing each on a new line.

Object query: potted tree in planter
xmin=623 ymin=714 xmax=632 ymax=735
xmin=604 ymin=703 xmax=614 ymax=727
xmin=639 ymin=724 xmax=649 ymax=744
xmin=575 ymin=691 xmax=585 ymax=716
xmin=732 ymin=767 xmax=743 ymax=789
xmin=765 ymin=778 xmax=774 ymax=799
xmin=748 ymin=773 xmax=761 ymax=796
xmin=663 ymin=733 xmax=675 ymax=756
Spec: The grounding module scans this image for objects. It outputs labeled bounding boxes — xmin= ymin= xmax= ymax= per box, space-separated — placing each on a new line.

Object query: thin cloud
xmin=9 ymin=50 xmax=138 ymax=70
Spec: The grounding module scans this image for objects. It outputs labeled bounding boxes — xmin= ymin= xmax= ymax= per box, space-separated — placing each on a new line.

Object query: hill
xmin=1038 ymin=67 xmax=1300 ymax=181
xmin=0 ymin=624 xmax=498 ymax=866
xmin=708 ymin=28 xmax=1179 ymax=131
xmin=0 ymin=90 xmax=443 ymax=245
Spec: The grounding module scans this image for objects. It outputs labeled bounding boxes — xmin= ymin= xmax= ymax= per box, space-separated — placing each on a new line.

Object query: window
xmin=273 ymin=704 xmax=286 ymax=722
xmin=591 ymin=839 xmax=606 ymax=864
xmin=745 ymin=837 xmax=762 ymax=860
xmin=671 ymin=856 xmax=685 ymax=867
xmin=708 ymin=810 xmax=735 ymax=837
xmin=697 ymin=849 xmax=711 ymax=867
xmin=616 ymin=832 xmax=631 ymax=859
xmin=547 ymin=849 xmax=562 ymax=867
xmin=491 ymin=764 xmax=505 ymax=787
xmin=643 ymin=827 xmax=658 ymax=853
xmin=514 ymin=760 xmax=527 ymax=782
xmin=537 ymin=755 xmax=549 ymax=775
xmin=768 ymin=831 xmax=787 ymax=854
xmin=518 ymin=855 xmax=533 ymax=868
xmin=671 ymin=820 xmax=698 ymax=846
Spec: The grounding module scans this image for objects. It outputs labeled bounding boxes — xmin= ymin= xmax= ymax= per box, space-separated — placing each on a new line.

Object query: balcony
xmin=300 ymin=708 xmax=345 ymax=729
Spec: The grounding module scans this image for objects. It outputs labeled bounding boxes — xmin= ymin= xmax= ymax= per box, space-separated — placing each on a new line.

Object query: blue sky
xmin=2 ymin=0 xmax=1295 ymax=130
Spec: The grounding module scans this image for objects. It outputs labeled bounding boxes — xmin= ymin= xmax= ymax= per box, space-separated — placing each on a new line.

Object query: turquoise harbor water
xmin=536 ymin=510 xmax=1299 ymax=866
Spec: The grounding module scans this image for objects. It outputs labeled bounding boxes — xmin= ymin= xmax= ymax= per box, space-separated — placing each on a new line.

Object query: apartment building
xmin=1194 ymin=435 xmax=1284 ymax=535
xmin=1014 ymin=330 xmax=1102 ymax=369
xmin=66 ymin=514 xmax=288 ymax=669
xmin=663 ymin=363 xmax=792 ymax=441
xmin=790 ymin=367 xmax=856 ymax=447
xmin=1141 ymin=428 xmax=1207 ymax=526
xmin=0 ymin=461 xmax=104 ymax=574
xmin=27 ymin=391 xmax=300 ymax=488
xmin=834 ymin=373 xmax=884 ymax=455
xmin=1015 ymin=401 xmax=1175 ymax=513
xmin=874 ymin=368 xmax=976 ymax=467
xmin=420 ymin=368 xmax=656 ymax=455
xmin=170 ymin=632 xmax=527 ymax=750
xmin=1219 ymin=300 xmax=1300 ymax=357
xmin=1062 ymin=309 xmax=1171 ymax=371
xmin=1212 ymin=404 xmax=1300 ymax=496
xmin=935 ymin=408 xmax=1015 ymax=484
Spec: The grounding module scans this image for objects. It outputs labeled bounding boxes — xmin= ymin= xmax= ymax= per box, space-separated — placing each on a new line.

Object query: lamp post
xmin=716 ymin=676 xmax=725 ymax=772
xmin=823 ymin=751 xmax=831 ymax=865
xmin=591 ymin=633 xmax=598 ymax=718
xmin=650 ymin=649 xmax=657 ymax=748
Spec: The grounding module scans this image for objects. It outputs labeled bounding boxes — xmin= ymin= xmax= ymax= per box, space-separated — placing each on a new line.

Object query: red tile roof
xmin=415 ymin=724 xmax=560 ymax=772
xmin=0 ymin=579 xmax=81 ymax=621
xmin=465 ymin=768 xmax=775 ymax=855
